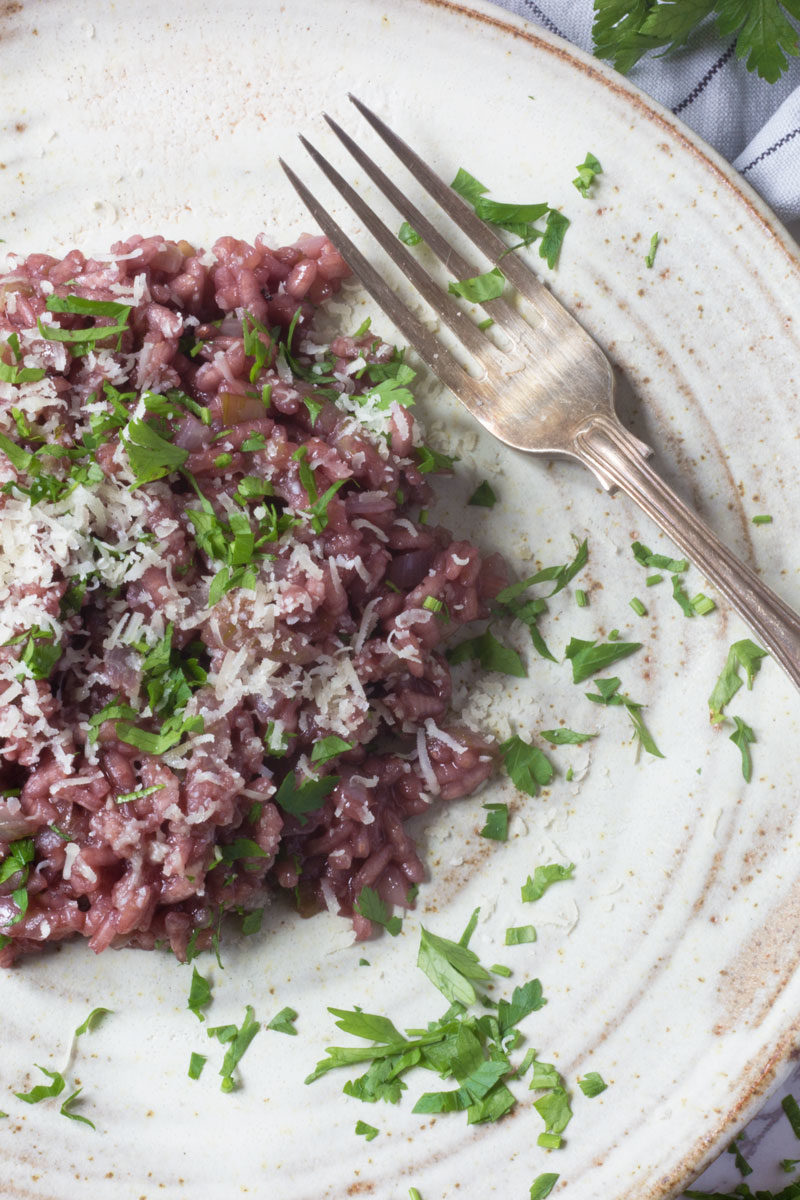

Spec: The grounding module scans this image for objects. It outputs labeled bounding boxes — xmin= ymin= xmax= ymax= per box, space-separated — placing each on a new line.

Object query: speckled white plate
xmin=2 ymin=1 xmax=800 ymax=1197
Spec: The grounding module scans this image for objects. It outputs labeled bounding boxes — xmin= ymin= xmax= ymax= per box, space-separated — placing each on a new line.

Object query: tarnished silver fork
xmin=281 ymin=95 xmax=800 ymax=690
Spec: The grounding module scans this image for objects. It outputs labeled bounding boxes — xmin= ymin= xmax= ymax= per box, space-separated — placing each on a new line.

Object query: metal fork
xmin=281 ymin=95 xmax=800 ymax=690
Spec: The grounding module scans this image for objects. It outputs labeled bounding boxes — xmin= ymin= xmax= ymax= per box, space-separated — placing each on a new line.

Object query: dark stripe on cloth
xmin=673 ymin=42 xmax=737 ymax=116
xmin=519 ymin=0 xmax=567 ymax=40
xmin=741 ymin=125 xmax=800 ymax=174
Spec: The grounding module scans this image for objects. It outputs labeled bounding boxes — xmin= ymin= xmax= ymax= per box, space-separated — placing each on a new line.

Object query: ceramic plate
xmin=2 ymin=1 xmax=800 ymax=1197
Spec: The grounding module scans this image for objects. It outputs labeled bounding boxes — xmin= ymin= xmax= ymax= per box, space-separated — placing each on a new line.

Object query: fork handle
xmin=572 ymin=411 xmax=800 ymax=690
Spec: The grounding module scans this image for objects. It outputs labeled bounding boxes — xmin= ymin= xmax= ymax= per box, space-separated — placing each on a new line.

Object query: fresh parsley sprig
xmin=592 ymin=0 xmax=800 ymax=84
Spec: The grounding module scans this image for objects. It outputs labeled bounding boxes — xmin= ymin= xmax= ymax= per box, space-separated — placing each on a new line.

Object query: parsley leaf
xmin=267 ymin=1006 xmax=299 ymax=1035
xmin=310 ymin=735 xmax=355 ymax=765
xmin=188 ymin=1052 xmax=207 ymax=1080
xmin=708 ymin=639 xmax=768 ymax=723
xmin=530 ymin=1175 xmax=560 ymax=1200
xmin=467 ymin=480 xmax=497 ymax=507
xmin=479 ymin=802 xmax=509 ymax=841
xmin=564 ymin=635 xmax=641 ymax=683
xmin=645 ymin=231 xmax=660 ymax=268
xmin=521 ymin=863 xmax=575 ymax=902
xmin=15 ymin=1064 xmax=66 ymax=1104
xmin=121 ymin=419 xmax=188 ymax=487
xmin=729 ymin=715 xmax=756 ymax=782
xmin=505 ymin=925 xmax=537 ymax=945
xmin=74 ymin=1007 xmax=112 ymax=1038
xmin=398 ymin=221 xmax=422 ymax=246
xmin=207 ymin=1005 xmax=260 ymax=1093
xmin=188 ymin=966 xmax=212 ymax=1021
xmin=355 ymin=1118 xmax=380 ymax=1140
xmin=355 ymin=886 xmax=403 ymax=937
xmin=540 ymin=728 xmax=597 ymax=745
xmin=499 ymin=735 xmax=554 ymax=796
xmin=573 ymin=152 xmax=603 ymax=198
xmin=417 ymin=926 xmax=490 ymax=1007
xmin=578 ymin=1071 xmax=608 ymax=1097
xmin=447 ymin=628 xmax=527 ymax=677
xmin=586 ymin=676 xmax=664 ymax=757
xmin=448 ymin=267 xmax=505 ymax=303
xmin=273 ymin=771 xmax=338 ymax=825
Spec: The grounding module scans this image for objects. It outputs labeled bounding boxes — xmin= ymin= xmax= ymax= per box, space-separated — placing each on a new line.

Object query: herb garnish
xmin=398 ymin=221 xmax=423 ymax=246
xmin=530 ymin=1174 xmax=560 ymax=1200
xmin=592 ymin=0 xmax=800 ymax=84
xmin=578 ymin=1071 xmax=608 ymax=1097
xmin=187 ymin=966 xmax=212 ymax=1021
xmin=499 ymin=736 xmax=554 ymax=796
xmin=207 ymin=1005 xmax=261 ymax=1093
xmin=355 ymin=1119 xmax=380 ymax=1140
xmin=521 ymin=863 xmax=575 ymax=903
xmin=273 ymin=771 xmax=338 ymax=825
xmin=354 ymin=886 xmax=403 ymax=936
xmin=708 ymin=639 xmax=768 ymax=723
xmin=573 ymin=152 xmax=603 ymax=198
xmin=450 ymin=168 xmax=570 ymax=268
xmin=267 ymin=1007 xmax=299 ymax=1036
xmin=448 ymin=267 xmax=505 ymax=303
xmin=479 ymin=802 xmax=509 ymax=842
xmin=447 ymin=628 xmax=527 ymax=677
xmin=586 ymin=676 xmax=663 ymax=757
xmin=467 ymin=480 xmax=497 ymax=507
xmin=564 ymin=635 xmax=641 ymax=684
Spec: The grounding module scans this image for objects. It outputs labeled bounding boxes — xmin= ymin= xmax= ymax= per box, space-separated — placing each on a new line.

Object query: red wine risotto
xmin=0 ymin=233 xmax=506 ymax=965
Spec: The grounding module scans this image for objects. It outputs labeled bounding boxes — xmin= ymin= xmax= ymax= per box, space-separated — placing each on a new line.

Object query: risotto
xmin=0 ymin=233 xmax=505 ymax=965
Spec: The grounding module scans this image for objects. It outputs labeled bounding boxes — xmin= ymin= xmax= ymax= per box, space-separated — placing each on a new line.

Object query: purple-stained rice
xmin=0 ymin=232 xmax=505 ymax=965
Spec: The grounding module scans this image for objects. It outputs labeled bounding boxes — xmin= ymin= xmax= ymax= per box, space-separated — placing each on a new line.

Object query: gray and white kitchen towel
xmin=490 ymin=0 xmax=800 ymax=222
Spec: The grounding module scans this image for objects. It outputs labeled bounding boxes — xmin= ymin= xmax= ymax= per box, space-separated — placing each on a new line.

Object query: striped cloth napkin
xmin=491 ymin=0 xmax=800 ymax=221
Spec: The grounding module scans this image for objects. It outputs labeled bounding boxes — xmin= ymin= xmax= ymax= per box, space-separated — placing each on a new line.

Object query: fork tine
xmin=347 ymin=94 xmax=563 ymax=316
xmin=278 ymin=158 xmax=472 ymax=399
xmin=296 ymin=134 xmax=501 ymax=365
xmin=322 ymin=112 xmax=532 ymax=340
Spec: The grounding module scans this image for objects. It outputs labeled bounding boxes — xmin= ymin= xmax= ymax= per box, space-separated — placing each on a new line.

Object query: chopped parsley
xmin=307 ymin=920 xmax=550 ymax=1128
xmin=540 ymin=728 xmax=596 ymax=745
xmin=586 ymin=676 xmax=664 ymax=758
xmin=187 ymin=966 xmax=212 ymax=1021
xmin=530 ymin=1174 xmax=559 ymax=1200
xmin=273 ymin=771 xmax=338 ymax=825
xmin=521 ymin=863 xmax=575 ymax=903
xmin=708 ymin=639 xmax=768 ymax=724
xmin=729 ymin=715 xmax=756 ymax=781
xmin=783 ymin=1093 xmax=800 ymax=1139
xmin=207 ymin=1005 xmax=260 ymax=1093
xmin=448 ymin=267 xmax=505 ymax=303
xmin=564 ymin=635 xmax=641 ymax=684
xmin=499 ymin=735 xmax=554 ymax=796
xmin=645 ymin=232 xmax=660 ymax=268
xmin=188 ymin=1052 xmax=207 ymax=1080
xmin=121 ymin=418 xmax=189 ymax=487
xmin=573 ymin=152 xmax=603 ymax=198
xmin=467 ymin=480 xmax=497 ymax=507
xmin=578 ymin=1071 xmax=608 ymax=1097
xmin=355 ymin=1119 xmax=380 ymax=1140
xmin=448 ymin=628 xmax=527 ymax=677
xmin=0 ymin=836 xmax=35 ymax=926
xmin=479 ymin=802 xmax=509 ymax=842
xmin=74 ymin=1007 xmax=112 ymax=1037
xmin=398 ymin=221 xmax=422 ymax=246
xmin=505 ymin=925 xmax=537 ymax=945
xmin=450 ymin=167 xmax=570 ymax=268
xmin=310 ymin=735 xmax=355 ymax=765
xmin=267 ymin=1007 xmax=299 ymax=1036
xmin=355 ymin=886 xmax=403 ymax=936
xmin=15 ymin=1065 xmax=66 ymax=1104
